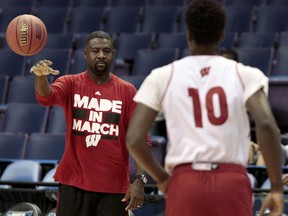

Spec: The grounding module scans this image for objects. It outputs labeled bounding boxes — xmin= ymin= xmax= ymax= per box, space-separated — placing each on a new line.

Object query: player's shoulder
xmin=150 ymin=62 xmax=173 ymax=77
xmin=237 ymin=62 xmax=263 ymax=74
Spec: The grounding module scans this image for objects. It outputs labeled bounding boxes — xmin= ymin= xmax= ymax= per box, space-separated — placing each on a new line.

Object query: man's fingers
xmin=30 ymin=60 xmax=59 ymax=76
xmin=125 ymin=197 xmax=143 ymax=211
xmin=121 ymin=194 xmax=129 ymax=202
xmin=30 ymin=66 xmax=36 ymax=73
xmin=50 ymin=69 xmax=60 ymax=75
xmin=40 ymin=59 xmax=53 ymax=66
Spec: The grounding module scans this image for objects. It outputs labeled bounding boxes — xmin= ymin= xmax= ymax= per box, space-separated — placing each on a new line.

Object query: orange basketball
xmin=5 ymin=14 xmax=47 ymax=56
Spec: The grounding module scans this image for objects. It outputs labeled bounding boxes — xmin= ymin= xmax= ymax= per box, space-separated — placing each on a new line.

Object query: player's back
xmin=162 ymin=56 xmax=251 ymax=167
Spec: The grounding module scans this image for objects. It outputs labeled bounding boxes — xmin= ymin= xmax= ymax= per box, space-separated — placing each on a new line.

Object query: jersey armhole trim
xmin=160 ymin=63 xmax=174 ymax=104
xmin=236 ymin=63 xmax=244 ymax=90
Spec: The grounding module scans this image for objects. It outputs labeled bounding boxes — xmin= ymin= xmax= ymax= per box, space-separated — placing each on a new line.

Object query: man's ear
xmin=83 ymin=49 xmax=87 ymax=59
xmin=186 ymin=31 xmax=193 ymax=49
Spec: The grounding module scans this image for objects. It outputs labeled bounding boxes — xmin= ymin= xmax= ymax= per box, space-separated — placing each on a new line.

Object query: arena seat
xmin=1 ymin=103 xmax=49 ymax=134
xmin=2 ymin=202 xmax=43 ymax=216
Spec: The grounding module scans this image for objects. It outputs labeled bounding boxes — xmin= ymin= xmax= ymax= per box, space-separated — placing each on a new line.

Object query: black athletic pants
xmin=56 ymin=184 xmax=128 ymax=216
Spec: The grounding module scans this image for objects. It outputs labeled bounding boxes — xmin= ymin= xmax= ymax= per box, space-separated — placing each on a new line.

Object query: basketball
xmin=5 ymin=14 xmax=47 ymax=56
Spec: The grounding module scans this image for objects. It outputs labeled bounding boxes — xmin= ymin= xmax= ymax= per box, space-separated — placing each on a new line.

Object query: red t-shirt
xmin=36 ymin=71 xmax=140 ymax=193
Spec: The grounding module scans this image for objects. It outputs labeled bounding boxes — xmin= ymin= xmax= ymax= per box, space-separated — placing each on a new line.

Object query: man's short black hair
xmin=185 ymin=0 xmax=226 ymax=45
xmin=85 ymin=31 xmax=113 ymax=47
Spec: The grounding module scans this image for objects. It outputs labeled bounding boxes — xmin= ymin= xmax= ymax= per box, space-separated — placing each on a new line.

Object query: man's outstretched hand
xmin=30 ymin=59 xmax=60 ymax=76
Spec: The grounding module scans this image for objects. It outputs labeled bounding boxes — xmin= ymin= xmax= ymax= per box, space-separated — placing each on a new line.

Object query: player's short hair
xmin=185 ymin=0 xmax=226 ymax=45
xmin=85 ymin=31 xmax=113 ymax=47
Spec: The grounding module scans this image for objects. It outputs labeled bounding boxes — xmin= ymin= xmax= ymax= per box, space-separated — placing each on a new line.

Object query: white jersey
xmin=134 ymin=55 xmax=268 ymax=170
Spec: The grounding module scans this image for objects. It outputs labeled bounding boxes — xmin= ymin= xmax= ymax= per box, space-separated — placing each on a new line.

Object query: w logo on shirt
xmin=200 ymin=67 xmax=210 ymax=77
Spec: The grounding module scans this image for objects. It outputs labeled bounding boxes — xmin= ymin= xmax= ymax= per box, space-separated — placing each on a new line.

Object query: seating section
xmin=0 ymin=7 xmax=32 ymax=32
xmin=0 ymin=75 xmax=9 ymax=104
xmin=150 ymin=0 xmax=186 ymax=6
xmin=237 ymin=32 xmax=277 ymax=48
xmin=221 ymin=32 xmax=237 ymax=48
xmin=223 ymin=5 xmax=254 ymax=33
xmin=69 ymin=49 xmax=88 ymax=74
xmin=24 ymin=133 xmax=65 ymax=163
xmin=270 ymin=47 xmax=288 ymax=76
xmin=1 ymin=202 xmax=43 ymax=216
xmin=268 ymin=77 xmax=288 ymax=133
xmin=68 ymin=7 xmax=105 ymax=34
xmin=36 ymin=0 xmax=73 ymax=7
xmin=156 ymin=32 xmax=187 ymax=53
xmin=265 ymin=0 xmax=288 ymax=6
xmin=6 ymin=75 xmax=38 ymax=104
xmin=1 ymin=1 xmax=288 ymax=215
xmin=46 ymin=106 xmax=66 ymax=134
xmin=25 ymin=48 xmax=72 ymax=76
xmin=36 ymin=167 xmax=58 ymax=190
xmin=1 ymin=103 xmax=49 ymax=134
xmin=33 ymin=7 xmax=71 ymax=33
xmin=0 ymin=133 xmax=28 ymax=162
xmin=114 ymin=32 xmax=154 ymax=75
xmin=103 ymin=6 xmax=142 ymax=34
xmin=0 ymin=49 xmax=26 ymax=77
xmin=234 ymin=47 xmax=274 ymax=76
xmin=140 ymin=6 xmax=179 ymax=33
xmin=112 ymin=0 xmax=147 ymax=7
xmin=44 ymin=33 xmax=76 ymax=49
xmin=0 ymin=0 xmax=35 ymax=8
xmin=223 ymin=0 xmax=263 ymax=7
xmin=253 ymin=6 xmax=288 ymax=33
xmin=0 ymin=160 xmax=42 ymax=189
xmin=74 ymin=0 xmax=110 ymax=7
xmin=120 ymin=75 xmax=146 ymax=90
xmin=278 ymin=31 xmax=288 ymax=48
xmin=131 ymin=48 xmax=179 ymax=76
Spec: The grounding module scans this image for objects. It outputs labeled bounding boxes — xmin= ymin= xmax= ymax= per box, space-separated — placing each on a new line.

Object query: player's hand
xmin=122 ymin=179 xmax=145 ymax=211
xmin=258 ymin=191 xmax=284 ymax=216
xmin=30 ymin=59 xmax=60 ymax=76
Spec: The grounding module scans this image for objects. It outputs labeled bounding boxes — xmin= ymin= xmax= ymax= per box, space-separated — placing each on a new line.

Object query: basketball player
xmin=126 ymin=0 xmax=284 ymax=215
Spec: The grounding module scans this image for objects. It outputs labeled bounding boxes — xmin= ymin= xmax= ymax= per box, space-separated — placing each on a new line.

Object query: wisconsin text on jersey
xmin=72 ymin=94 xmax=122 ymax=147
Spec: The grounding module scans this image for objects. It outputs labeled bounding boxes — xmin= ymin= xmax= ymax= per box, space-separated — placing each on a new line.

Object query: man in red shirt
xmin=31 ymin=31 xmax=150 ymax=215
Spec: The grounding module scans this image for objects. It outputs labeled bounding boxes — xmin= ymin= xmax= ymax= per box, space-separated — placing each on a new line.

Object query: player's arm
xmin=126 ymin=103 xmax=170 ymax=186
xmin=246 ymin=89 xmax=282 ymax=189
xmin=30 ymin=59 xmax=59 ymax=96
xmin=246 ymin=89 xmax=284 ymax=214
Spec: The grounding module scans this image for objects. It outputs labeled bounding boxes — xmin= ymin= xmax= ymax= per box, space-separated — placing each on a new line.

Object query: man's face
xmin=84 ymin=38 xmax=115 ymax=75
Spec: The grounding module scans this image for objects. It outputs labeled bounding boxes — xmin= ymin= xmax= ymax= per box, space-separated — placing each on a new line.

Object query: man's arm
xmin=35 ymin=75 xmax=51 ymax=96
xmin=246 ymin=89 xmax=284 ymax=215
xmin=126 ymin=103 xmax=170 ymax=186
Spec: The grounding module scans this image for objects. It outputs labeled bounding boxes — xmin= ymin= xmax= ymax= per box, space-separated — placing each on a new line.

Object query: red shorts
xmin=165 ymin=163 xmax=252 ymax=216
